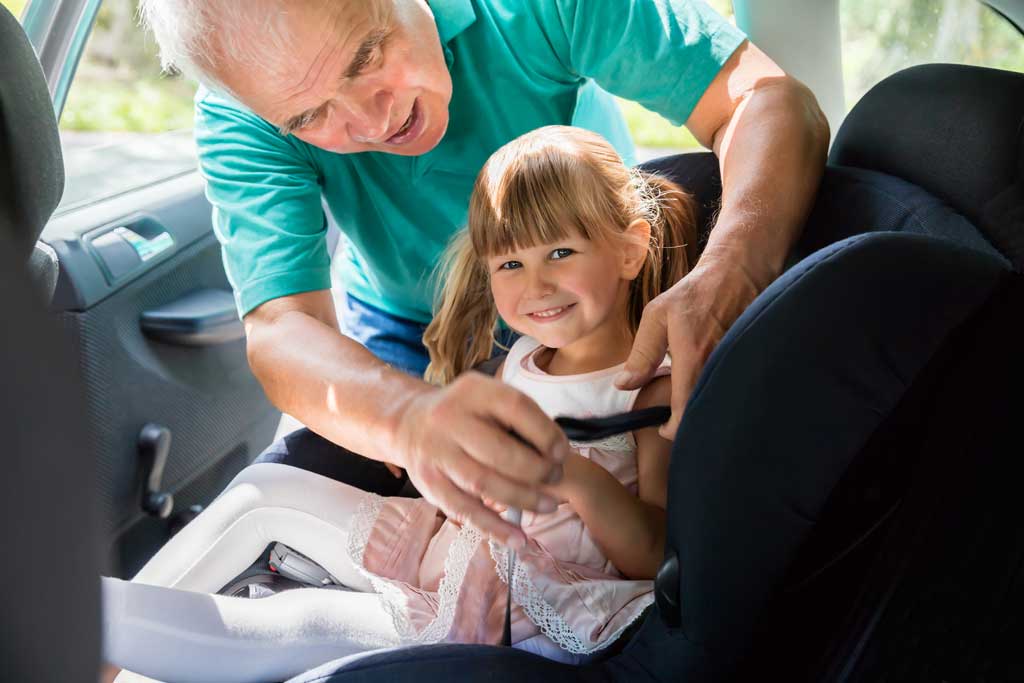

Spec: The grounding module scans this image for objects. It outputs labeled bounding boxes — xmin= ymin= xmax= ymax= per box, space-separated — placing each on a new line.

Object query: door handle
xmin=141 ymin=289 xmax=244 ymax=346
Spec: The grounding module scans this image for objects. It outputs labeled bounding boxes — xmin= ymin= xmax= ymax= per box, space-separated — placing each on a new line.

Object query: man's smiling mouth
xmin=385 ymin=99 xmax=424 ymax=145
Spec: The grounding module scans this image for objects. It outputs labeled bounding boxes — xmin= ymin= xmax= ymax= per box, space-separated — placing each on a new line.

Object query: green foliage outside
xmin=0 ymin=0 xmax=27 ymax=19
xmin=62 ymin=77 xmax=195 ymax=133
xmin=21 ymin=0 xmax=1024 ymax=150
xmin=842 ymin=0 xmax=1024 ymax=107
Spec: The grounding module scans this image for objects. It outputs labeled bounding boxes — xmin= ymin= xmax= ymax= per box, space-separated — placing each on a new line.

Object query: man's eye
xmin=351 ymin=46 xmax=385 ymax=78
xmin=550 ymin=248 xmax=574 ymax=260
xmin=296 ymin=110 xmax=323 ymax=131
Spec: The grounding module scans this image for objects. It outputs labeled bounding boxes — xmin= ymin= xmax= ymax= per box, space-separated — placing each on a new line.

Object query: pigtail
xmin=423 ymin=230 xmax=498 ymax=386
xmin=627 ymin=170 xmax=699 ymax=331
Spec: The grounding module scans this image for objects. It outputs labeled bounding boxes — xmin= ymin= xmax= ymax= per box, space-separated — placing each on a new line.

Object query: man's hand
xmin=614 ymin=40 xmax=829 ymax=440
xmin=390 ymin=372 xmax=570 ymax=549
xmin=615 ymin=252 xmax=761 ymax=440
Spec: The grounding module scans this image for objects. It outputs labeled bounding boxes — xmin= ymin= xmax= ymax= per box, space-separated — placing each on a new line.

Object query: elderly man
xmin=142 ymin=0 xmax=828 ymax=549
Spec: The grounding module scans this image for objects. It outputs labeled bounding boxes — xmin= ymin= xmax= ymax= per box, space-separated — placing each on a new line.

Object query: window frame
xmin=23 ymin=0 xmax=102 ymax=118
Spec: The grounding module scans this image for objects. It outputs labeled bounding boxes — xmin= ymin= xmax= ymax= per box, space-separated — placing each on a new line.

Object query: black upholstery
xmin=1 ymin=10 xmax=98 ymax=680
xmin=0 ymin=5 xmax=64 ymax=261
xmin=830 ymin=64 xmax=1024 ymax=270
xmin=660 ymin=233 xmax=1007 ymax=680
xmin=0 ymin=231 xmax=101 ymax=682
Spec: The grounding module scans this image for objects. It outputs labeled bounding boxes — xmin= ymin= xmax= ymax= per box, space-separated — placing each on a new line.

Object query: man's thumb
xmin=615 ymin=317 xmax=668 ymax=389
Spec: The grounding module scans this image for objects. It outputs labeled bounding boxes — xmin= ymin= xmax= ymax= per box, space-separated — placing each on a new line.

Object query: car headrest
xmin=0 ymin=5 xmax=65 ymax=263
xmin=830 ymin=64 xmax=1024 ymax=271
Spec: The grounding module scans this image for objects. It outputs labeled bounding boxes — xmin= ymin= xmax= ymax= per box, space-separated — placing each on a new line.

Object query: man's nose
xmin=343 ymin=90 xmax=395 ymax=143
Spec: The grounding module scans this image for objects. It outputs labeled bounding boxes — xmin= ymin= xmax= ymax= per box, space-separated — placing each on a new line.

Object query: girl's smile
xmin=526 ymin=303 xmax=577 ymax=322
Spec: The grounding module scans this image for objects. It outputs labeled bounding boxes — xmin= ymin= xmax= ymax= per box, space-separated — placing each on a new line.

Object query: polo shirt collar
xmin=432 ymin=0 xmax=476 ymax=46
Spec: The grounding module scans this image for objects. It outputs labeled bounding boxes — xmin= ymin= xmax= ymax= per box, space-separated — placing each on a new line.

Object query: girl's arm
xmin=542 ymin=377 xmax=673 ymax=580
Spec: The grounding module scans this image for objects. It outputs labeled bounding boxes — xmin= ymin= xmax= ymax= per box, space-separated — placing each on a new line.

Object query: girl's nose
xmin=524 ymin=270 xmax=556 ymax=300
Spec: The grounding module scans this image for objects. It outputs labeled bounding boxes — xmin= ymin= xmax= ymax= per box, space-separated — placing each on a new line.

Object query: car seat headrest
xmin=0 ymin=5 xmax=65 ymax=264
xmin=830 ymin=64 xmax=1024 ymax=270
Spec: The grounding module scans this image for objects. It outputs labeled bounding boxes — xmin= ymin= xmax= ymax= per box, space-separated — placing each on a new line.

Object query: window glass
xmin=0 ymin=0 xmax=29 ymax=21
xmin=621 ymin=0 xmax=735 ymax=159
xmin=57 ymin=0 xmax=198 ymax=213
xmin=841 ymin=0 xmax=1024 ymax=111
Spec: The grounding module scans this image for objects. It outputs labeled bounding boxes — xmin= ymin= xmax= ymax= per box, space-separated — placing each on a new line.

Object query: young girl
xmin=101 ymin=125 xmax=698 ymax=682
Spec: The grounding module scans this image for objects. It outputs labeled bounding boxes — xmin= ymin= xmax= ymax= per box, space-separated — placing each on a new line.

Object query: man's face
xmin=215 ymin=0 xmax=452 ymax=155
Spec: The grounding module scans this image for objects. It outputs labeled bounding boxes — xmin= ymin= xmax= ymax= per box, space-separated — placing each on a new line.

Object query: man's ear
xmin=620 ymin=219 xmax=651 ymax=280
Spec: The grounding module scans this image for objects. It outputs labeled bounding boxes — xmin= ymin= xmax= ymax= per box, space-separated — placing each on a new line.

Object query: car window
xmin=619 ymin=0 xmax=736 ymax=157
xmin=56 ymin=0 xmax=198 ymax=214
xmin=840 ymin=0 xmax=1024 ymax=111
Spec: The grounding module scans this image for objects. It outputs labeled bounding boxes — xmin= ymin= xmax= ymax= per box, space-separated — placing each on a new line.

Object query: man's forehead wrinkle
xmin=261 ymin=2 xmax=389 ymax=124
xmin=270 ymin=22 xmax=348 ymax=119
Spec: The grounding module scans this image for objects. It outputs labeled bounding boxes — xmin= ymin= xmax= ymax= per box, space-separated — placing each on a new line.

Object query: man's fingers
xmin=429 ymin=474 xmax=526 ymax=548
xmin=442 ymin=448 xmax=559 ymax=514
xmin=457 ymin=413 xmax=559 ymax=486
xmin=616 ymin=304 xmax=669 ymax=390
xmin=487 ymin=382 xmax=571 ymax=465
xmin=659 ymin=311 xmax=717 ymax=440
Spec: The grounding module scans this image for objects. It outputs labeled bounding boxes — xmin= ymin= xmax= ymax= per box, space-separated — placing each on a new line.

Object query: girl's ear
xmin=620 ymin=218 xmax=651 ymax=280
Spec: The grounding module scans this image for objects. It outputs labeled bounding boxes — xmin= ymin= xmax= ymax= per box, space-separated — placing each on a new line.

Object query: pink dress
xmin=343 ymin=336 xmax=671 ymax=656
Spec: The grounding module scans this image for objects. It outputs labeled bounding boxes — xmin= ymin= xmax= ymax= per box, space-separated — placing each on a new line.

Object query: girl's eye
xmin=499 ymin=260 xmax=522 ymax=271
xmin=550 ymin=248 xmax=574 ymax=260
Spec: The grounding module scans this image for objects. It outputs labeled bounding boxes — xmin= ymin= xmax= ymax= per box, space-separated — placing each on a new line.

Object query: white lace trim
xmin=569 ymin=432 xmax=634 ymax=453
xmin=346 ymin=494 xmax=483 ymax=645
xmin=488 ymin=540 xmax=654 ymax=655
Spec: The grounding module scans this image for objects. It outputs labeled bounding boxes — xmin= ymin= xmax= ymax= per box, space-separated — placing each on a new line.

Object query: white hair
xmin=138 ymin=0 xmax=299 ymax=92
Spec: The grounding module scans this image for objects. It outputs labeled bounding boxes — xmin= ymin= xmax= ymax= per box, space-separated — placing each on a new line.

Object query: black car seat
xmin=0 ymin=5 xmax=102 ymax=683
xmin=0 ymin=5 xmax=64 ymax=303
xmin=277 ymin=66 xmax=1021 ymax=682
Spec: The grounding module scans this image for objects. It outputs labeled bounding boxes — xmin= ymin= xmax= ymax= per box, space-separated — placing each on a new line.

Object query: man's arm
xmin=618 ymin=40 xmax=830 ymax=438
xmin=244 ymin=290 xmax=570 ymax=548
xmin=688 ymin=40 xmax=830 ymax=288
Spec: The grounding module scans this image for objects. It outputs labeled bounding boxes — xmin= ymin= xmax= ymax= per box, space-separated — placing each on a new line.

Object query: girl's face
xmin=486 ymin=227 xmax=646 ymax=351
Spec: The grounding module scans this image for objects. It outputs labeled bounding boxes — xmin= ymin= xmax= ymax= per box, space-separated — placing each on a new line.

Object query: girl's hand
xmin=538 ymin=450 xmax=591 ymax=505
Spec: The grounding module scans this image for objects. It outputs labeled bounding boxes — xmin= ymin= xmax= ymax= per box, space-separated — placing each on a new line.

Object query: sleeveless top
xmin=344 ymin=336 xmax=672 ymax=655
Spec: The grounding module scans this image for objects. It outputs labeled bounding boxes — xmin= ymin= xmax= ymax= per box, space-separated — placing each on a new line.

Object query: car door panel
xmin=43 ymin=172 xmax=280 ymax=578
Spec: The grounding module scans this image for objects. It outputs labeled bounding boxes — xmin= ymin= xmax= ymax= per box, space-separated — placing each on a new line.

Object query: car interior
xmin=2 ymin=0 xmax=1023 ymax=681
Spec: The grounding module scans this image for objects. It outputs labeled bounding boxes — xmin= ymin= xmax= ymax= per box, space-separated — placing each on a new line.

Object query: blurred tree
xmin=840 ymin=0 xmax=1024 ymax=108
xmin=1 ymin=0 xmax=28 ymax=19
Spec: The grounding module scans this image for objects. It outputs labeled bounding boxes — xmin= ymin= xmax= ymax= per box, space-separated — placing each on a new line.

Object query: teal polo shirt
xmin=195 ymin=0 xmax=746 ymax=322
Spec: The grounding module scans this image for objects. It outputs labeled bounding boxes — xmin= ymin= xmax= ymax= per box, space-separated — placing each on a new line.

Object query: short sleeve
xmin=539 ymin=0 xmax=747 ymax=126
xmin=195 ymin=88 xmax=331 ymax=318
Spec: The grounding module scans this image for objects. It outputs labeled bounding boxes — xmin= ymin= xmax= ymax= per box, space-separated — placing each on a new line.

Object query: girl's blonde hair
xmin=424 ymin=125 xmax=698 ymax=385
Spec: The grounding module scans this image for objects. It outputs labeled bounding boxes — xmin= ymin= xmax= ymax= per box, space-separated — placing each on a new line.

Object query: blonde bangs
xmin=467 ymin=128 xmax=627 ymax=258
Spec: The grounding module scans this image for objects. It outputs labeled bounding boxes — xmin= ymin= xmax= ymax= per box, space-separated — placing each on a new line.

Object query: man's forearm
xmin=705 ymin=78 xmax=830 ymax=288
xmin=246 ymin=306 xmax=428 ymax=466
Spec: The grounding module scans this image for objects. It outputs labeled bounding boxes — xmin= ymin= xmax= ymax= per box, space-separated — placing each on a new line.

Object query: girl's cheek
xmin=491 ymin=285 xmax=519 ymax=322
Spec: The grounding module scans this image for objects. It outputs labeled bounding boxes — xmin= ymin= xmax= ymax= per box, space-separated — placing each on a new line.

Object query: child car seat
xmin=273 ymin=65 xmax=1022 ymax=682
